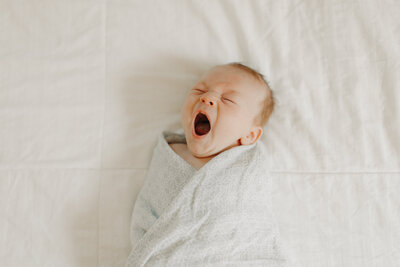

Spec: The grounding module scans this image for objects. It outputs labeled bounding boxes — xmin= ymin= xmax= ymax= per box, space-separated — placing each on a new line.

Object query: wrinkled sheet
xmin=1 ymin=0 xmax=399 ymax=266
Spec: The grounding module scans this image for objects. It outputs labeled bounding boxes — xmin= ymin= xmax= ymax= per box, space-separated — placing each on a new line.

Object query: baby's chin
xmin=186 ymin=141 xmax=218 ymax=159
xmin=187 ymin=139 xmax=239 ymax=159
xmin=187 ymin=144 xmax=215 ymax=158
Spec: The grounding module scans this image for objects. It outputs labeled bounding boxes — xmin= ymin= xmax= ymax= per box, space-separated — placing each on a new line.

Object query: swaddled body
xmin=126 ymin=130 xmax=287 ymax=266
xmin=126 ymin=63 xmax=288 ymax=266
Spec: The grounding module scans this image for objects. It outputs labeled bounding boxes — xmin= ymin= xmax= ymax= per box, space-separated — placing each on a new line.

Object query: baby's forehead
xmin=199 ymin=65 xmax=266 ymax=95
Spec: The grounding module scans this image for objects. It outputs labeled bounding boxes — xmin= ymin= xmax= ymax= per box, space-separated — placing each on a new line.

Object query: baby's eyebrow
xmin=224 ymin=89 xmax=238 ymax=95
xmin=199 ymin=82 xmax=208 ymax=89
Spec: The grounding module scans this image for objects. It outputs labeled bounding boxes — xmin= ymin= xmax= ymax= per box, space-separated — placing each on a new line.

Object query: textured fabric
xmin=126 ymin=130 xmax=288 ymax=266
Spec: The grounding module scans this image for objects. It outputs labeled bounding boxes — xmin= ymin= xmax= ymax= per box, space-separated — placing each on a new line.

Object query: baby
xmin=126 ymin=63 xmax=288 ymax=267
xmin=170 ymin=62 xmax=274 ymax=170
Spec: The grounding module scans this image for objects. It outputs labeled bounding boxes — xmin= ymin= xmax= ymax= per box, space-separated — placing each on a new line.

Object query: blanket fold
xmin=127 ymin=129 xmax=287 ymax=266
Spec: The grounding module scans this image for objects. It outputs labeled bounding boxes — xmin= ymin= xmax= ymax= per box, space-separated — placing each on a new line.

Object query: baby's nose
xmin=200 ymin=95 xmax=216 ymax=107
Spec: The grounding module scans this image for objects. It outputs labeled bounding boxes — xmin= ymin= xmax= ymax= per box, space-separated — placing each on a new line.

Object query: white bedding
xmin=1 ymin=0 xmax=399 ymax=266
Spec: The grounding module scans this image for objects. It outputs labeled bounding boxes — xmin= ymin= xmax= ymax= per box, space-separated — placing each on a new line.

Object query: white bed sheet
xmin=1 ymin=0 xmax=399 ymax=266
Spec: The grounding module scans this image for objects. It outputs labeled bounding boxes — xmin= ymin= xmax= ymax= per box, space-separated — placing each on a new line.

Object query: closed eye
xmin=193 ymin=89 xmax=205 ymax=94
xmin=222 ymin=97 xmax=235 ymax=104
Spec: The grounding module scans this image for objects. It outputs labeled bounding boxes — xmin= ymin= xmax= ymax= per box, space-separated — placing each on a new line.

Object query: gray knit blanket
xmin=126 ymin=129 xmax=288 ymax=266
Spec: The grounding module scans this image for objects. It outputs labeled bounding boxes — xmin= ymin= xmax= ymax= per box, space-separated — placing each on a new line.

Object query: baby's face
xmin=181 ymin=65 xmax=266 ymax=158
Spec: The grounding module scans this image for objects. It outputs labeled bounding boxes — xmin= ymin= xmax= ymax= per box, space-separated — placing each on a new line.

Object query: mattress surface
xmin=1 ymin=0 xmax=399 ymax=266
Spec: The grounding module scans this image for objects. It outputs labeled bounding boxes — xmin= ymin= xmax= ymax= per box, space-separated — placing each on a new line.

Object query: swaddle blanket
xmin=126 ymin=129 xmax=288 ymax=266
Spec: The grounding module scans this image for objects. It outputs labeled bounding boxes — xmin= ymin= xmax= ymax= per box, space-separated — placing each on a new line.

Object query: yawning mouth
xmin=194 ymin=112 xmax=211 ymax=136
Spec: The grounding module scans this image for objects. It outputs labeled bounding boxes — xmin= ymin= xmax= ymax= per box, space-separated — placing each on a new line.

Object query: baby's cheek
xmin=181 ymin=101 xmax=193 ymax=124
xmin=220 ymin=113 xmax=238 ymax=129
xmin=227 ymin=112 xmax=248 ymax=131
xmin=231 ymin=119 xmax=244 ymax=130
xmin=183 ymin=96 xmax=196 ymax=110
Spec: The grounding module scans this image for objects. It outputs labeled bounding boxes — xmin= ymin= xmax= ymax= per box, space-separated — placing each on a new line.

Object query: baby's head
xmin=180 ymin=62 xmax=274 ymax=158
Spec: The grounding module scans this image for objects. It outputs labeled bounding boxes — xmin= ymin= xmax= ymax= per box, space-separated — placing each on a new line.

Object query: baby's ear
xmin=239 ymin=126 xmax=263 ymax=145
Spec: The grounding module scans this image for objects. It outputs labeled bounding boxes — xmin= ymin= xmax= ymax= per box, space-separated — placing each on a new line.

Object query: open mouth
xmin=194 ymin=112 xmax=211 ymax=136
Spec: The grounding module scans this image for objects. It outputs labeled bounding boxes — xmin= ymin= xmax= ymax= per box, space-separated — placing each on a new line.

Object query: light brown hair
xmin=225 ymin=62 xmax=275 ymax=127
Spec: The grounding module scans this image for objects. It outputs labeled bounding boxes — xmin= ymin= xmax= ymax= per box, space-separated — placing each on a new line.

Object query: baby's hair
xmin=225 ymin=62 xmax=275 ymax=127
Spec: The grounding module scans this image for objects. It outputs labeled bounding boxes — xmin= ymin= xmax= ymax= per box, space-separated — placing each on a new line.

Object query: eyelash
xmin=193 ymin=89 xmax=234 ymax=104
xmin=222 ymin=97 xmax=234 ymax=103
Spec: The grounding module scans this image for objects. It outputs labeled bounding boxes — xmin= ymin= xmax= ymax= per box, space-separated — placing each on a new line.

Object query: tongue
xmin=195 ymin=122 xmax=210 ymax=135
